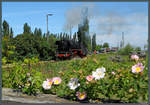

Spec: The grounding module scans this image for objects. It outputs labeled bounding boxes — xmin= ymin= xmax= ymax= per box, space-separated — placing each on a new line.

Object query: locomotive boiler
xmin=55 ymin=39 xmax=88 ymax=60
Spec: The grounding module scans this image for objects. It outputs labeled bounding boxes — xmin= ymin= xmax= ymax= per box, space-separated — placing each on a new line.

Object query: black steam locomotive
xmin=55 ymin=39 xmax=88 ymax=60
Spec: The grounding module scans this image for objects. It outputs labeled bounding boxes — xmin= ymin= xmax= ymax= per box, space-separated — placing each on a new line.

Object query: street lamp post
xmin=46 ymin=14 xmax=53 ymax=41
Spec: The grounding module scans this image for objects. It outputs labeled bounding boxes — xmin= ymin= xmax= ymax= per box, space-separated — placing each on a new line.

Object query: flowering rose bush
xmin=42 ymin=54 xmax=148 ymax=103
xmin=2 ymin=53 xmax=148 ymax=103
xmin=3 ymin=57 xmax=44 ymax=95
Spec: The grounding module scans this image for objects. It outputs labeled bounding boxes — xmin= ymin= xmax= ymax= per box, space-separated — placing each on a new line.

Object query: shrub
xmin=118 ymin=43 xmax=134 ymax=55
xmin=41 ymin=54 xmax=148 ymax=103
xmin=135 ymin=47 xmax=141 ymax=52
xmin=5 ymin=57 xmax=44 ymax=95
xmin=2 ymin=54 xmax=148 ymax=103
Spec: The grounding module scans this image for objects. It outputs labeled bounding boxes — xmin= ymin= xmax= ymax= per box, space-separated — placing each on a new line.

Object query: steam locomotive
xmin=55 ymin=39 xmax=88 ymax=60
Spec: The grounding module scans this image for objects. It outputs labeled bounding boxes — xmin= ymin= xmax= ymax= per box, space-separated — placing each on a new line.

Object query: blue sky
xmin=2 ymin=2 xmax=148 ymax=48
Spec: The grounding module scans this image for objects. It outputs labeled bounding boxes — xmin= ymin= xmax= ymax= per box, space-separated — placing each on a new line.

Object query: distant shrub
xmin=135 ymin=47 xmax=141 ymax=52
xmin=118 ymin=43 xmax=134 ymax=55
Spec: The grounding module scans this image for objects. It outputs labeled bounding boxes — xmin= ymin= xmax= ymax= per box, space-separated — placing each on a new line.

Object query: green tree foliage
xmin=10 ymin=27 xmax=13 ymax=39
xmin=73 ymin=32 xmax=77 ymax=42
xmin=103 ymin=42 xmax=109 ymax=48
xmin=92 ymin=34 xmax=96 ymax=51
xmin=2 ymin=36 xmax=16 ymax=63
xmin=23 ymin=23 xmax=31 ymax=34
xmin=34 ymin=28 xmax=42 ymax=37
xmin=2 ymin=20 xmax=9 ymax=37
xmin=118 ymin=43 xmax=134 ymax=55
xmin=60 ymin=32 xmax=63 ymax=40
xmin=10 ymin=33 xmax=57 ymax=61
xmin=135 ymin=47 xmax=141 ymax=52
xmin=95 ymin=44 xmax=103 ymax=51
xmin=77 ymin=8 xmax=91 ymax=51
xmin=2 ymin=20 xmax=15 ymax=63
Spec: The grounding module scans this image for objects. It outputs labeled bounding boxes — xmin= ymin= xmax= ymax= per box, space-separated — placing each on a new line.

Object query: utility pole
xmin=122 ymin=32 xmax=124 ymax=48
xmin=46 ymin=14 xmax=53 ymax=41
xmin=91 ymin=35 xmax=93 ymax=51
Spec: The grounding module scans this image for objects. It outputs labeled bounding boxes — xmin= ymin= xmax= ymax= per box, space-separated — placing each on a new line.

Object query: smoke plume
xmin=63 ymin=3 xmax=99 ymax=33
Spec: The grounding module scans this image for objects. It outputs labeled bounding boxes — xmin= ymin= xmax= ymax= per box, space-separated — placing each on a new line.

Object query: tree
xmin=2 ymin=20 xmax=9 ymax=37
xmin=119 ymin=43 xmax=134 ymax=55
xmin=2 ymin=35 xmax=16 ymax=63
xmin=34 ymin=28 xmax=42 ymax=37
xmin=135 ymin=47 xmax=141 ymax=52
xmin=10 ymin=27 xmax=13 ymax=39
xmin=43 ymin=33 xmax=46 ymax=39
xmin=60 ymin=32 xmax=63 ymax=40
xmin=73 ymin=32 xmax=77 ymax=42
xmin=96 ymin=45 xmax=103 ymax=51
xmin=34 ymin=28 xmax=38 ymax=36
xmin=69 ymin=34 xmax=72 ymax=40
xmin=77 ymin=7 xmax=91 ymax=51
xmin=63 ymin=32 xmax=65 ymax=40
xmin=92 ymin=33 xmax=96 ymax=51
xmin=23 ymin=23 xmax=31 ymax=34
xmin=38 ymin=28 xmax=42 ymax=37
xmin=103 ymin=42 xmax=109 ymax=48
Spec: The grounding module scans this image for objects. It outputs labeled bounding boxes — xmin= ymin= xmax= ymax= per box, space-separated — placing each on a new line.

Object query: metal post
xmin=46 ymin=14 xmax=53 ymax=41
xmin=47 ymin=15 xmax=48 ymax=41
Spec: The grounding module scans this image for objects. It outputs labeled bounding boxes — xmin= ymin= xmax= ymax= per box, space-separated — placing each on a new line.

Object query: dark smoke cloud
xmin=96 ymin=11 xmax=128 ymax=35
xmin=63 ymin=3 xmax=147 ymax=37
xmin=63 ymin=3 xmax=99 ymax=33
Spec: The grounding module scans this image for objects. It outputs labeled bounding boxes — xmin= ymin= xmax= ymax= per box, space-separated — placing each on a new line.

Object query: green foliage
xmin=118 ymin=43 xmax=134 ymax=55
xmin=103 ymin=42 xmax=109 ymax=48
xmin=34 ymin=28 xmax=42 ymax=37
xmin=10 ymin=27 xmax=13 ymax=39
xmin=2 ymin=57 xmax=7 ymax=65
xmin=2 ymin=20 xmax=10 ymax=37
xmin=77 ymin=8 xmax=91 ymax=51
xmin=95 ymin=45 xmax=102 ymax=51
xmin=23 ymin=23 xmax=31 ymax=34
xmin=135 ymin=47 xmax=141 ymax=52
xmin=2 ymin=36 xmax=16 ymax=63
xmin=2 ymin=54 xmax=148 ymax=102
xmin=92 ymin=34 xmax=96 ymax=51
xmin=3 ymin=57 xmax=43 ymax=95
xmin=10 ymin=33 xmax=56 ymax=61
xmin=54 ymin=54 xmax=148 ymax=103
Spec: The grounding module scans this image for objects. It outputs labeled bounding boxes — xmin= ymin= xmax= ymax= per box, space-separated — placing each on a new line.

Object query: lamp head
xmin=47 ymin=14 xmax=53 ymax=16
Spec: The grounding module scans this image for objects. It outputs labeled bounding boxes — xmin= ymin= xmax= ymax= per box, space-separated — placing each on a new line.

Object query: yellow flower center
xmin=54 ymin=80 xmax=59 ymax=84
xmin=79 ymin=94 xmax=85 ymax=99
xmin=136 ymin=67 xmax=141 ymax=72
xmin=97 ymin=72 xmax=102 ymax=76
xmin=48 ymin=81 xmax=53 ymax=85
xmin=89 ymin=77 xmax=92 ymax=81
